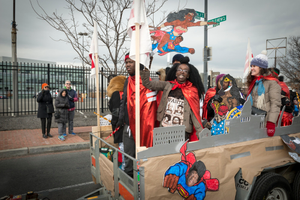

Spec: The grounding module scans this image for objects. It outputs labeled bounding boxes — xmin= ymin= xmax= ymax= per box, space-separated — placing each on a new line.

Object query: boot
xmin=47 ymin=133 xmax=53 ymax=138
xmin=43 ymin=134 xmax=48 ymax=139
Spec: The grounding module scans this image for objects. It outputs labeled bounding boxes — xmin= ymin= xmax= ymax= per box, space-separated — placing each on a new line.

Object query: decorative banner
xmin=163 ymin=141 xmax=219 ymax=199
xmin=150 ymin=8 xmax=215 ymax=56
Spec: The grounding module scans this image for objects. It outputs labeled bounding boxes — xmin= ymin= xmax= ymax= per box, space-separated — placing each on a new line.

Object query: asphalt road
xmin=0 ymin=150 xmax=101 ymax=200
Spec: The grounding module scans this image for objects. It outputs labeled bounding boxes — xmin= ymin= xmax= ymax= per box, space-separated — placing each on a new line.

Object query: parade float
xmin=79 ymin=2 xmax=300 ymax=199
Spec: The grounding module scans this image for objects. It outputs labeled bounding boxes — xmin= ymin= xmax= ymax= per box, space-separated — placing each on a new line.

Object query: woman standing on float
xmin=141 ymin=56 xmax=205 ymax=141
xmin=246 ymin=50 xmax=281 ymax=137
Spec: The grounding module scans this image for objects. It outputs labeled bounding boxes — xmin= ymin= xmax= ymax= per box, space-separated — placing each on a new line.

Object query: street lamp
xmin=78 ymin=32 xmax=88 ymax=105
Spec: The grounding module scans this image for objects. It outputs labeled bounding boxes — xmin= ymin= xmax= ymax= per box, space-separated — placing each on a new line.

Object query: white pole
xmin=135 ymin=23 xmax=140 ymax=157
xmin=95 ymin=53 xmax=100 ymax=128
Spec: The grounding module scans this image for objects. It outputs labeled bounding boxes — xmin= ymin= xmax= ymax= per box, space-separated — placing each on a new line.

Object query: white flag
xmin=243 ymin=38 xmax=253 ymax=79
xmin=89 ymin=20 xmax=98 ymax=78
xmin=127 ymin=0 xmax=152 ymax=67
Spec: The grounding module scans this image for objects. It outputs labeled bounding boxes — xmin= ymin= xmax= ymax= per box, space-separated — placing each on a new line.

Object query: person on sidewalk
xmin=55 ymin=89 xmax=70 ymax=141
xmin=37 ymin=83 xmax=54 ymax=138
xmin=64 ymin=80 xmax=78 ymax=137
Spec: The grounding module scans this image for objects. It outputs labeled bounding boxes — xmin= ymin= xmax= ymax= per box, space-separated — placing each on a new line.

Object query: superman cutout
xmin=151 ymin=9 xmax=216 ymax=56
xmin=163 ymin=141 xmax=219 ymax=200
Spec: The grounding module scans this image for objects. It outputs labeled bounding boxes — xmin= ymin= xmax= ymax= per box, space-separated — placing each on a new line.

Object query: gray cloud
xmin=0 ymin=0 xmax=299 ymax=78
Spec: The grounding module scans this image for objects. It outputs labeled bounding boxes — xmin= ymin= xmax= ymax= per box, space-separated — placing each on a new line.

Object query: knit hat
xmin=250 ymin=50 xmax=268 ymax=69
xmin=124 ymin=53 xmax=130 ymax=62
xmin=172 ymin=54 xmax=184 ymax=64
xmin=41 ymin=83 xmax=49 ymax=90
xmin=215 ymin=74 xmax=225 ymax=86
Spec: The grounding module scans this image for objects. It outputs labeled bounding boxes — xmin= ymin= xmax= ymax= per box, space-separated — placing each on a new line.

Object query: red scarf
xmin=279 ymin=82 xmax=290 ymax=99
xmin=169 ymin=79 xmax=203 ymax=129
xmin=127 ymin=76 xmax=157 ymax=148
xmin=246 ymin=75 xmax=280 ymax=98
xmin=202 ymin=87 xmax=217 ymax=121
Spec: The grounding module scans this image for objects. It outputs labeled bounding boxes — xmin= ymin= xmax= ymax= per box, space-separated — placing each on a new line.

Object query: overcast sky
xmin=1 ymin=0 xmax=300 ymax=78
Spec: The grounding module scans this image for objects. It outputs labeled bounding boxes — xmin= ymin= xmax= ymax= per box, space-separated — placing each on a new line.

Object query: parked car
xmin=0 ymin=95 xmax=8 ymax=99
xmin=50 ymin=89 xmax=59 ymax=98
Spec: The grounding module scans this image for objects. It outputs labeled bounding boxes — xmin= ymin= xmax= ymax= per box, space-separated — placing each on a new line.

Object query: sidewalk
xmin=0 ymin=126 xmax=93 ymax=158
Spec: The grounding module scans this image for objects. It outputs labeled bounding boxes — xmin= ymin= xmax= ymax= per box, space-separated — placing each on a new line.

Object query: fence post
xmin=47 ymin=63 xmax=50 ymax=85
xmin=101 ymin=67 xmax=104 ymax=113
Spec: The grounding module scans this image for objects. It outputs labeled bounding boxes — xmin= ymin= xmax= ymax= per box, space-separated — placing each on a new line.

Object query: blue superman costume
xmin=163 ymin=141 xmax=219 ymax=200
xmin=152 ymin=42 xmax=190 ymax=56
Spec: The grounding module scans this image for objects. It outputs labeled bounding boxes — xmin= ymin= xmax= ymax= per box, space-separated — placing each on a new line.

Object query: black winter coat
xmin=109 ymin=91 xmax=124 ymax=143
xmin=37 ymin=90 xmax=54 ymax=118
xmin=55 ymin=89 xmax=70 ymax=123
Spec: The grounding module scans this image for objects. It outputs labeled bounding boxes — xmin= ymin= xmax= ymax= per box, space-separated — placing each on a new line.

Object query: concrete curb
xmin=0 ymin=142 xmax=90 ymax=158
xmin=0 ymin=147 xmax=28 ymax=158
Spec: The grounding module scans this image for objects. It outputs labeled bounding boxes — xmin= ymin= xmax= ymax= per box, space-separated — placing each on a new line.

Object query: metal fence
xmin=0 ymin=61 xmax=157 ymax=116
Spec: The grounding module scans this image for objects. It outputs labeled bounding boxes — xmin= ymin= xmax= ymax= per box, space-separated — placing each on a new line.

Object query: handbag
xmin=54 ymin=110 xmax=60 ymax=119
xmin=251 ymin=106 xmax=267 ymax=116
xmin=46 ymin=103 xmax=55 ymax=113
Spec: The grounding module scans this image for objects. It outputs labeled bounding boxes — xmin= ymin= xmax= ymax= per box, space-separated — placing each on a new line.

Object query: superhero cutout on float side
xmin=163 ymin=141 xmax=219 ymax=200
xmin=210 ymin=74 xmax=245 ymax=135
xmin=150 ymin=8 xmax=216 ymax=56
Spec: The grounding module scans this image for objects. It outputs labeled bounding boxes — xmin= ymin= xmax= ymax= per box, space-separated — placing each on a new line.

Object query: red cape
xmin=127 ymin=76 xmax=157 ymax=148
xmin=279 ymin=82 xmax=290 ymax=99
xmin=169 ymin=80 xmax=203 ymax=129
xmin=202 ymin=87 xmax=217 ymax=121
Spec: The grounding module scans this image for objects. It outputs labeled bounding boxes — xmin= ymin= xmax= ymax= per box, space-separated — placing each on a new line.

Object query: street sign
xmin=208 ymin=15 xmax=227 ymax=26
xmin=195 ymin=11 xmax=205 ymax=20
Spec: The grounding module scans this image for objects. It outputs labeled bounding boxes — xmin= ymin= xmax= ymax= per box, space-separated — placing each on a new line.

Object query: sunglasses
xmin=66 ymin=83 xmax=71 ymax=85
xmin=44 ymin=86 xmax=49 ymax=88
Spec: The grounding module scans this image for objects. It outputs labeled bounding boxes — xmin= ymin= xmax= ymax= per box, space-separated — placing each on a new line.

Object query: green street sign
xmin=208 ymin=15 xmax=227 ymax=25
xmin=195 ymin=11 xmax=205 ymax=20
xmin=213 ymin=23 xmax=220 ymax=27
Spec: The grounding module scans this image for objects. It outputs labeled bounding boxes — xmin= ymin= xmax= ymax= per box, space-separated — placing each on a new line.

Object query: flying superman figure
xmin=163 ymin=141 xmax=219 ymax=200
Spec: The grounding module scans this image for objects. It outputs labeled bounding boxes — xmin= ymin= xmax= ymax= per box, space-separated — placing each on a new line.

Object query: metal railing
xmin=0 ymin=61 xmax=158 ymax=116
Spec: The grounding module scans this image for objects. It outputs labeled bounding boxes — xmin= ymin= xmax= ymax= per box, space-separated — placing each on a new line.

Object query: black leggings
xmin=41 ymin=118 xmax=52 ymax=135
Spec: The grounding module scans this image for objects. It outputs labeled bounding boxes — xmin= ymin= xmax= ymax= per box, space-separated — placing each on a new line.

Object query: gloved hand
xmin=163 ymin=174 xmax=179 ymax=193
xmin=266 ymin=121 xmax=275 ymax=137
xmin=68 ymin=95 xmax=74 ymax=102
xmin=213 ymin=95 xmax=223 ymax=103
xmin=65 ymin=103 xmax=69 ymax=108
xmin=202 ymin=119 xmax=212 ymax=130
xmin=116 ymin=118 xmax=124 ymax=128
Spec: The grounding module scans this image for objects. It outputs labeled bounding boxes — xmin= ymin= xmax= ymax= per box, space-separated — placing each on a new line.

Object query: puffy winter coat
xmin=37 ymin=90 xmax=54 ymax=118
xmin=251 ymin=77 xmax=281 ymax=124
xmin=55 ymin=89 xmax=70 ymax=123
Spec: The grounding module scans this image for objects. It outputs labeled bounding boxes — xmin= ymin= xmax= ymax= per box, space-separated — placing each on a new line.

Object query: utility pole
xmin=12 ymin=0 xmax=18 ymax=116
xmin=203 ymin=0 xmax=208 ymax=91
xmin=266 ymin=37 xmax=287 ymax=69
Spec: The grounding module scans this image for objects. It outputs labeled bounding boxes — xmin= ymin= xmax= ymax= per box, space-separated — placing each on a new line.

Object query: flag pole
xmin=135 ymin=23 xmax=140 ymax=157
xmin=95 ymin=53 xmax=100 ymax=128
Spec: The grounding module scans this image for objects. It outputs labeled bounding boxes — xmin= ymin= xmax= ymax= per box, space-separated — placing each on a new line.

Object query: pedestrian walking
xmin=37 ymin=83 xmax=54 ymax=138
xmin=55 ymin=89 xmax=70 ymax=141
xmin=64 ymin=80 xmax=78 ymax=137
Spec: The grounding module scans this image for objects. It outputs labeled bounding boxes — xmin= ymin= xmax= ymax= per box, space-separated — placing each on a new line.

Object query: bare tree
xmin=30 ymin=0 xmax=168 ymax=75
xmin=278 ymin=36 xmax=300 ymax=90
